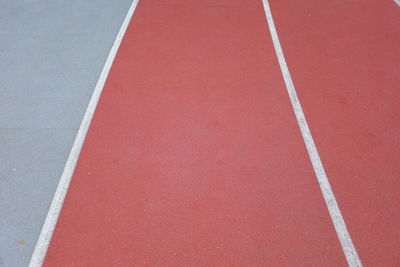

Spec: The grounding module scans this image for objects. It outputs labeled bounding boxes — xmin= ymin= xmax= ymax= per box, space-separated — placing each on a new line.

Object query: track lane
xmin=44 ymin=0 xmax=350 ymax=265
xmin=269 ymin=0 xmax=400 ymax=265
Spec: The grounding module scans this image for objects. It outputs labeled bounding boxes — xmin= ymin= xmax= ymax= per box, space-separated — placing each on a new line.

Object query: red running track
xmin=43 ymin=0 xmax=400 ymax=266
xmin=270 ymin=0 xmax=400 ymax=265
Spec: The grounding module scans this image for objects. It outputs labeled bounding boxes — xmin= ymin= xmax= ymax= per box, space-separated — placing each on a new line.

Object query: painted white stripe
xmin=28 ymin=1 xmax=139 ymax=266
xmin=395 ymin=0 xmax=400 ymax=7
xmin=261 ymin=0 xmax=362 ymax=266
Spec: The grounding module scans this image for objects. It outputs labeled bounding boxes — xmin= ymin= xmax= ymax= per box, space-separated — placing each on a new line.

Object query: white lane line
xmin=261 ymin=0 xmax=362 ymax=266
xmin=395 ymin=0 xmax=400 ymax=7
xmin=28 ymin=0 xmax=139 ymax=266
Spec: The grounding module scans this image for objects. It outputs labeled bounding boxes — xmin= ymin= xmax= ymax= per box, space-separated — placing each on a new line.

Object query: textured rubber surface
xmin=269 ymin=0 xmax=400 ymax=265
xmin=44 ymin=0 xmax=348 ymax=265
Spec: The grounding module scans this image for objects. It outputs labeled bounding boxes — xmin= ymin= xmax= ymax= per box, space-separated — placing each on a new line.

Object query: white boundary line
xmin=28 ymin=0 xmax=139 ymax=266
xmin=395 ymin=0 xmax=400 ymax=7
xmin=261 ymin=0 xmax=362 ymax=266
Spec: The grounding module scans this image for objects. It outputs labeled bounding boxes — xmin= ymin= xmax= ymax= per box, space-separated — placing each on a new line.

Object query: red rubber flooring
xmin=269 ymin=0 xmax=400 ymax=265
xmin=43 ymin=0 xmax=400 ymax=266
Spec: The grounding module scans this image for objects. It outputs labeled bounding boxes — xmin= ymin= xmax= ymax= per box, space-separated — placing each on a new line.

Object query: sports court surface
xmin=1 ymin=0 xmax=400 ymax=266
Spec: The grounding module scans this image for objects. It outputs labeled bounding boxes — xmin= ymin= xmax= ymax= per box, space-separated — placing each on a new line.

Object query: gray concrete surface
xmin=0 ymin=0 xmax=133 ymax=266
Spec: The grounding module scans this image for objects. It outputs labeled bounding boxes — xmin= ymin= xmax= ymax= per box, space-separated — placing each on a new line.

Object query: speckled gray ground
xmin=0 ymin=0 xmax=133 ymax=265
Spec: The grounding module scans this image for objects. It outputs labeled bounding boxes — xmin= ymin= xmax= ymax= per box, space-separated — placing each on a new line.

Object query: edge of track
xmin=28 ymin=1 xmax=140 ymax=266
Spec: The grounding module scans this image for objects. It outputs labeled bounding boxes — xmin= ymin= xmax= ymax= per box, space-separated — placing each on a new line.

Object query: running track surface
xmin=40 ymin=0 xmax=400 ymax=266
